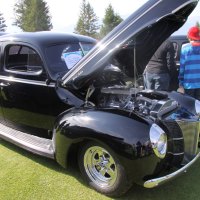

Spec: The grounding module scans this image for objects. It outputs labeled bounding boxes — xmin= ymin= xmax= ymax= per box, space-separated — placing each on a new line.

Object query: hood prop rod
xmin=133 ymin=39 xmax=137 ymax=98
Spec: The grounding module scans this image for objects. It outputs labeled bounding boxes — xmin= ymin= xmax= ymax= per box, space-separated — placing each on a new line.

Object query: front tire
xmin=78 ymin=141 xmax=132 ymax=197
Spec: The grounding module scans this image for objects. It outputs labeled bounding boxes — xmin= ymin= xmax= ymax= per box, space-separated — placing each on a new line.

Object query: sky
xmin=0 ymin=0 xmax=199 ymax=35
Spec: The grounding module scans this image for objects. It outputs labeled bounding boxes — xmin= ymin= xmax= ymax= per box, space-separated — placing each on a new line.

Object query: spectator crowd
xmin=144 ymin=25 xmax=200 ymax=100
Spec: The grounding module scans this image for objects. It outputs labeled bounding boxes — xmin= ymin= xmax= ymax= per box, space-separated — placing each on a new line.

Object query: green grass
xmin=1 ymin=139 xmax=200 ymax=200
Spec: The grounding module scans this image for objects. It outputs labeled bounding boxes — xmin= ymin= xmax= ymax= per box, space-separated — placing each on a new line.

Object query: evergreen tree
xmin=0 ymin=12 xmax=7 ymax=32
xmin=99 ymin=4 xmax=123 ymax=38
xmin=74 ymin=0 xmax=99 ymax=38
xmin=14 ymin=0 xmax=52 ymax=32
xmin=196 ymin=21 xmax=200 ymax=28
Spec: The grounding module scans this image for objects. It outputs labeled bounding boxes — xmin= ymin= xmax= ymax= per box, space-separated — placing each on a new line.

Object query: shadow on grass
xmin=0 ymin=139 xmax=85 ymax=185
xmin=1 ymin=139 xmax=200 ymax=200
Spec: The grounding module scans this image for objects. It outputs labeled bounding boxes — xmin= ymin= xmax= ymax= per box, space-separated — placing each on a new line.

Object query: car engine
xmin=97 ymin=86 xmax=178 ymax=120
xmin=84 ymin=65 xmax=178 ymax=120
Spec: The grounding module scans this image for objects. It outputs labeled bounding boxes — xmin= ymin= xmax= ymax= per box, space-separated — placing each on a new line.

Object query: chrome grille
xmin=162 ymin=121 xmax=184 ymax=167
xmin=177 ymin=121 xmax=200 ymax=162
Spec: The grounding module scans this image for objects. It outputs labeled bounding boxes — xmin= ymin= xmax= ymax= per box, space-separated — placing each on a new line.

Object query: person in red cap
xmin=177 ymin=26 xmax=200 ymax=99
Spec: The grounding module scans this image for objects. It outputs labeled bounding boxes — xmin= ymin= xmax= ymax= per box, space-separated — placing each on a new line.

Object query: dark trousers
xmin=185 ymin=89 xmax=200 ymax=100
xmin=144 ymin=72 xmax=170 ymax=91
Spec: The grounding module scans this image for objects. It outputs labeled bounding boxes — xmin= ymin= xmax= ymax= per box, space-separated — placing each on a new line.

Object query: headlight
xmin=150 ymin=124 xmax=167 ymax=159
xmin=195 ymin=100 xmax=200 ymax=114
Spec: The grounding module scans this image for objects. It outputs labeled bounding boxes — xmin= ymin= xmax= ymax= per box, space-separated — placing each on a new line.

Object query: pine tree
xmin=74 ymin=0 xmax=99 ymax=38
xmin=99 ymin=4 xmax=123 ymax=38
xmin=0 ymin=12 xmax=7 ymax=32
xmin=14 ymin=0 xmax=52 ymax=32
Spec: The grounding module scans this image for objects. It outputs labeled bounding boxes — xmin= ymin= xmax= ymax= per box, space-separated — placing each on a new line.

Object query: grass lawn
xmin=1 ymin=139 xmax=200 ymax=200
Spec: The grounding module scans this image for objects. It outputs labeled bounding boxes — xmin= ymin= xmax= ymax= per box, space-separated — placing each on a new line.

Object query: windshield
xmin=45 ymin=42 xmax=95 ymax=79
xmin=80 ymin=43 xmax=96 ymax=55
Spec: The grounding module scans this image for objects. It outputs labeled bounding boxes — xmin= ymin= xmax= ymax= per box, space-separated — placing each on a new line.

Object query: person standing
xmin=177 ymin=26 xmax=200 ymax=99
xmin=144 ymin=39 xmax=176 ymax=91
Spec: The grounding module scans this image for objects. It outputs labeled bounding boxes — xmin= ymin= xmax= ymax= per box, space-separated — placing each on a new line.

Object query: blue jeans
xmin=144 ymin=72 xmax=170 ymax=91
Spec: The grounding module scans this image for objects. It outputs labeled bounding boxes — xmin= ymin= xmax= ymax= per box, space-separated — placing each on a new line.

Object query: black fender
xmin=53 ymin=107 xmax=160 ymax=184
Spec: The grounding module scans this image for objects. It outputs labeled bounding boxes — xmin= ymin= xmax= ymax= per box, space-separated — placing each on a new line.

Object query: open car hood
xmin=62 ymin=0 xmax=199 ymax=89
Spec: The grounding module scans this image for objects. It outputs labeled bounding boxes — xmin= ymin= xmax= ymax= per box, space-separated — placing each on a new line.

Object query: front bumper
xmin=144 ymin=151 xmax=200 ymax=188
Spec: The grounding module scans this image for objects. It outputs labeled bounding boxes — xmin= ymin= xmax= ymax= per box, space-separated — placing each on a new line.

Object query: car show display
xmin=0 ymin=0 xmax=199 ymax=197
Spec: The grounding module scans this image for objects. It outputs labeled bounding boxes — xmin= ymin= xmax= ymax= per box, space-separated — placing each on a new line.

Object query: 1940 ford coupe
xmin=0 ymin=0 xmax=200 ymax=197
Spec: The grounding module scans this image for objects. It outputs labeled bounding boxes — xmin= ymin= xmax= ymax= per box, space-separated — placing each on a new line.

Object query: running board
xmin=0 ymin=123 xmax=54 ymax=159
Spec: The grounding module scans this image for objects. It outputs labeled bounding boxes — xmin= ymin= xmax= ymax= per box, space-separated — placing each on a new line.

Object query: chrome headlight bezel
xmin=150 ymin=123 xmax=167 ymax=159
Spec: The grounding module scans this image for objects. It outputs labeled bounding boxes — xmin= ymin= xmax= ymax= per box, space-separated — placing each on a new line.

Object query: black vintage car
xmin=0 ymin=0 xmax=200 ymax=197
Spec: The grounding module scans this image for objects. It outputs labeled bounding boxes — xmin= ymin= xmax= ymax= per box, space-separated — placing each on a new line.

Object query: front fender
xmin=53 ymin=107 xmax=160 ymax=184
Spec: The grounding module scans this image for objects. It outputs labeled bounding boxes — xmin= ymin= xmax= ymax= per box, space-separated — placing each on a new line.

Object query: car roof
xmin=0 ymin=31 xmax=96 ymax=47
xmin=170 ymin=35 xmax=188 ymax=40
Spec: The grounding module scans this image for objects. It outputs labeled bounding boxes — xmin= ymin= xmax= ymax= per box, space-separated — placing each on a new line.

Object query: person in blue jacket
xmin=178 ymin=26 xmax=200 ymax=100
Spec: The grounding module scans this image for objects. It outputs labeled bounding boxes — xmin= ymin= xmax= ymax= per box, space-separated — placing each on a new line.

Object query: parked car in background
xmin=170 ymin=35 xmax=189 ymax=65
xmin=169 ymin=35 xmax=189 ymax=90
xmin=0 ymin=0 xmax=200 ymax=197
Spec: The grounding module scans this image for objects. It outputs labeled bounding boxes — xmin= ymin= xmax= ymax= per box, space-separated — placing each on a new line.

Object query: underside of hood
xmin=62 ymin=0 xmax=199 ymax=90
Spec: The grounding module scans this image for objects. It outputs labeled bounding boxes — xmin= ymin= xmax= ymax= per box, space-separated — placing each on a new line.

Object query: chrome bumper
xmin=144 ymin=151 xmax=200 ymax=188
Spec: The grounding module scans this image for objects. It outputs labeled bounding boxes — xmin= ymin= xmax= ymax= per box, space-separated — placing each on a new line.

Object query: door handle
xmin=0 ymin=82 xmax=10 ymax=87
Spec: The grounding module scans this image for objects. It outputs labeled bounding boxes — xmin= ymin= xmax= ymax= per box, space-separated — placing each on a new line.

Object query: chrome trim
xmin=177 ymin=121 xmax=200 ymax=157
xmin=4 ymin=68 xmax=43 ymax=76
xmin=84 ymin=146 xmax=118 ymax=187
xmin=150 ymin=123 xmax=167 ymax=159
xmin=144 ymin=151 xmax=200 ymax=188
xmin=168 ymin=137 xmax=184 ymax=142
xmin=0 ymin=122 xmax=55 ymax=159
xmin=195 ymin=99 xmax=200 ymax=114
xmin=167 ymin=152 xmax=184 ymax=156
xmin=172 ymin=137 xmax=183 ymax=141
xmin=172 ymin=0 xmax=198 ymax=14
xmin=0 ymin=75 xmax=55 ymax=87
xmin=156 ymin=0 xmax=198 ymax=23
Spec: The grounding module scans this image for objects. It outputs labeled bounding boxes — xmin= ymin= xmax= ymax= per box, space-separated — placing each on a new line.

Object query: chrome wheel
xmin=83 ymin=146 xmax=118 ymax=187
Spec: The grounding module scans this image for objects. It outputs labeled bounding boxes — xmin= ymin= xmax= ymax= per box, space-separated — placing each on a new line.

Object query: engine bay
xmin=96 ymin=86 xmax=178 ymax=120
xmin=83 ymin=62 xmax=178 ymax=120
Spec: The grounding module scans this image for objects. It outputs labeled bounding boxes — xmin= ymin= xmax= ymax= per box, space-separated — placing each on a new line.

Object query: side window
xmin=61 ymin=44 xmax=83 ymax=70
xmin=4 ymin=45 xmax=44 ymax=76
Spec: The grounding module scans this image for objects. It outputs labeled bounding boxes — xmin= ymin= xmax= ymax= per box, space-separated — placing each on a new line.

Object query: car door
xmin=0 ymin=43 xmax=55 ymax=139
